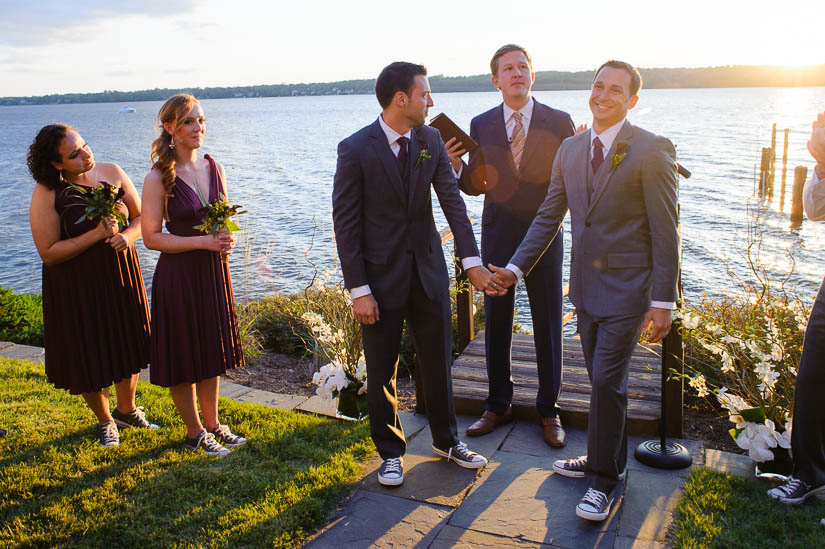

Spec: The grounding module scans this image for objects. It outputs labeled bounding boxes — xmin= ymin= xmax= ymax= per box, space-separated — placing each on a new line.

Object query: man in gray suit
xmin=489 ymin=60 xmax=680 ymax=521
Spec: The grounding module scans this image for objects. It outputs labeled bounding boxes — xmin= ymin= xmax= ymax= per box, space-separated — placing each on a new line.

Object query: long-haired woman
xmin=28 ymin=123 xmax=156 ymax=447
xmin=142 ymin=94 xmax=245 ymax=456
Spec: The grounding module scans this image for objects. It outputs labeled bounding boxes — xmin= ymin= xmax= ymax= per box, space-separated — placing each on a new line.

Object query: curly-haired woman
xmin=28 ymin=124 xmax=156 ymax=447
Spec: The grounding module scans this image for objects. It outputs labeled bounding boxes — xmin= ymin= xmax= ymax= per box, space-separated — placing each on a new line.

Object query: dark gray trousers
xmin=361 ymin=268 xmax=458 ymax=460
xmin=791 ymin=275 xmax=825 ymax=488
xmin=577 ymin=308 xmax=646 ymax=496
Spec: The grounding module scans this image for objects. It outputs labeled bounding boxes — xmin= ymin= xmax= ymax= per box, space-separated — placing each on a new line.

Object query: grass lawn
xmin=671 ymin=467 xmax=825 ymax=548
xmin=0 ymin=357 xmax=373 ymax=548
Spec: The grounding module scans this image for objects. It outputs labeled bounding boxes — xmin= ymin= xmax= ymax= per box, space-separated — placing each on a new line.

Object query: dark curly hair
xmin=27 ymin=123 xmax=72 ymax=190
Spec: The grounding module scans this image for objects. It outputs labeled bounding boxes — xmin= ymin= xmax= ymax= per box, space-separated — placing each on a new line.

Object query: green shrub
xmin=0 ymin=287 xmax=44 ymax=346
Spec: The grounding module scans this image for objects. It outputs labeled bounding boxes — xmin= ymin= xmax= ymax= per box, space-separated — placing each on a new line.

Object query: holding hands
xmin=485 ymin=264 xmax=517 ymax=296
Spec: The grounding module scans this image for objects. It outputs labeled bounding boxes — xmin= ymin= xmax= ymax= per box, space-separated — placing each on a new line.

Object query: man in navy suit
xmin=333 ymin=62 xmax=495 ymax=487
xmin=448 ymin=45 xmax=574 ymax=446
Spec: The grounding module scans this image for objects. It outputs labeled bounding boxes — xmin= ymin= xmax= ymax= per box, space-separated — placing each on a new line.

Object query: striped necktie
xmin=510 ymin=111 xmax=525 ymax=171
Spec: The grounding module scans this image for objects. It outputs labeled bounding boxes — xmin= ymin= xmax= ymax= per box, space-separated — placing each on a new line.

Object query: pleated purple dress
xmin=42 ymin=182 xmax=151 ymax=395
xmin=149 ymin=155 xmax=245 ymax=387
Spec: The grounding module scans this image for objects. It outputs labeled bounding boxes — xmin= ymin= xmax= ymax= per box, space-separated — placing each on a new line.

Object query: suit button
xmin=585 ymin=221 xmax=591 ymax=227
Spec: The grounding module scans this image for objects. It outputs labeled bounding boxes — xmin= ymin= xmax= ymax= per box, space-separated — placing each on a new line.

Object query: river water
xmin=2 ymin=88 xmax=824 ymax=332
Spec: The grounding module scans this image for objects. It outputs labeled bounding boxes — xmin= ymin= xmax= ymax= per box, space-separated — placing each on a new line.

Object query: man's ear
xmin=628 ymin=95 xmax=640 ymax=110
xmin=491 ymin=74 xmax=500 ymax=90
xmin=393 ymin=90 xmax=408 ymax=108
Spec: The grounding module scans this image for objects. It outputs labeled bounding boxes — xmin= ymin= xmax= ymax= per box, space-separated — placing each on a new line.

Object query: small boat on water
xmin=119 ymin=105 xmax=136 ymax=114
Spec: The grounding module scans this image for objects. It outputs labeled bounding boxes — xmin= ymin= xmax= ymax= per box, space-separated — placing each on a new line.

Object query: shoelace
xmin=214 ymin=425 xmax=243 ymax=443
xmin=776 ymin=478 xmax=806 ymax=497
xmin=581 ymin=488 xmax=607 ymax=510
xmin=199 ymin=432 xmax=225 ymax=452
xmin=100 ymin=421 xmax=118 ymax=445
xmin=565 ymin=456 xmax=587 ymax=470
xmin=383 ymin=457 xmax=403 ymax=474
xmin=448 ymin=442 xmax=477 ymax=461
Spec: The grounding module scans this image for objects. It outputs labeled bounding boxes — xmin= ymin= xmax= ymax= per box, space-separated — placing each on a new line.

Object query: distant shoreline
xmin=2 ymin=64 xmax=824 ymax=107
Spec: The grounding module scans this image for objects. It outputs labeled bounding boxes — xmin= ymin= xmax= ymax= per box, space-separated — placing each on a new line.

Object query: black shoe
xmin=208 ymin=424 xmax=247 ymax=448
xmin=183 ymin=431 xmax=230 ymax=456
xmin=553 ymin=456 xmax=627 ymax=480
xmin=432 ymin=442 xmax=488 ymax=469
xmin=378 ymin=457 xmax=404 ymax=486
xmin=576 ymin=488 xmax=613 ymax=521
xmin=768 ymin=477 xmax=825 ymax=504
xmin=98 ymin=420 xmax=120 ymax=447
xmin=112 ymin=407 xmax=159 ymax=430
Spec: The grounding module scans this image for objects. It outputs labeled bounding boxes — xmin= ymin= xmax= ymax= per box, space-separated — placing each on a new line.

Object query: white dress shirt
xmin=803 ymin=167 xmax=825 ymax=222
xmin=349 ymin=116 xmax=482 ymax=300
xmin=453 ymin=97 xmax=535 ymax=179
xmin=505 ymin=118 xmax=675 ymax=310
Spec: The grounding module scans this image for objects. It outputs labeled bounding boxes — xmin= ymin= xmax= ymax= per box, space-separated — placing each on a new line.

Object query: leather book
xmin=428 ymin=113 xmax=478 ymax=153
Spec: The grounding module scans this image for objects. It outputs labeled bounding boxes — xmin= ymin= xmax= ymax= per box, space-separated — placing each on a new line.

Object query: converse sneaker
xmin=576 ymin=488 xmax=613 ymax=521
xmin=112 ymin=406 xmax=159 ymax=430
xmin=98 ymin=420 xmax=120 ymax=447
xmin=208 ymin=424 xmax=247 ymax=448
xmin=553 ymin=456 xmax=627 ymax=480
xmin=183 ymin=431 xmax=230 ymax=457
xmin=378 ymin=457 xmax=404 ymax=486
xmin=432 ymin=442 xmax=488 ymax=469
xmin=767 ymin=477 xmax=825 ymax=505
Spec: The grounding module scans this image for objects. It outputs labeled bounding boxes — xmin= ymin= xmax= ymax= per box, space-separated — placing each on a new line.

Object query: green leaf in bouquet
xmin=740 ymin=407 xmax=767 ymax=423
xmin=226 ymin=220 xmax=242 ymax=232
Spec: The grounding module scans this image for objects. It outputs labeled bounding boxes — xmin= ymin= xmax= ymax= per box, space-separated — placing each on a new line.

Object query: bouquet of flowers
xmin=70 ymin=182 xmax=127 ymax=230
xmin=303 ymin=310 xmax=367 ymax=399
xmin=193 ymin=193 xmax=246 ymax=236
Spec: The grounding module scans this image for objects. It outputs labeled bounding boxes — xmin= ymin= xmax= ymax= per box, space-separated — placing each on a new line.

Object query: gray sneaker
xmin=553 ymin=456 xmax=627 ymax=480
xmin=112 ymin=406 xmax=159 ymax=430
xmin=183 ymin=431 xmax=230 ymax=457
xmin=576 ymin=488 xmax=613 ymax=521
xmin=432 ymin=442 xmax=487 ymax=469
xmin=767 ymin=477 xmax=825 ymax=505
xmin=378 ymin=457 xmax=404 ymax=486
xmin=98 ymin=420 xmax=120 ymax=447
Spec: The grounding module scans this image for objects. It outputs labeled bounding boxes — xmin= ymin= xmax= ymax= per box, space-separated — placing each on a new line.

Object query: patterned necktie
xmin=591 ymin=136 xmax=604 ymax=174
xmin=510 ymin=112 xmax=525 ymax=171
xmin=397 ymin=136 xmax=409 ymax=169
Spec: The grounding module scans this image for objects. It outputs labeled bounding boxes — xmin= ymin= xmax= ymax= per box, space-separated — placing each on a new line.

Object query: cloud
xmin=0 ymin=0 xmax=201 ymax=47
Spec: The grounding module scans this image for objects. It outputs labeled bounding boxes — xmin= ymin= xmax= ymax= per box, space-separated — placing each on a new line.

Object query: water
xmin=2 ymin=88 xmax=824 ymax=334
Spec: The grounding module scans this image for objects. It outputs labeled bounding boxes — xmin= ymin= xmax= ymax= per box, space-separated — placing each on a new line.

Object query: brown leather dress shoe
xmin=466 ymin=406 xmax=513 ymax=437
xmin=542 ymin=416 xmax=567 ymax=447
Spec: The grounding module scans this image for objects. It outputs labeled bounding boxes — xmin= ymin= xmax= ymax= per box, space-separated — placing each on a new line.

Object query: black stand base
xmin=634 ymin=440 xmax=693 ymax=469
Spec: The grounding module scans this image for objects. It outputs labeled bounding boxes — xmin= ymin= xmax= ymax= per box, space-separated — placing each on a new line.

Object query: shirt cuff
xmin=505 ymin=263 xmax=524 ymax=282
xmin=461 ymin=256 xmax=482 ymax=270
xmin=453 ymin=164 xmax=463 ymax=179
xmin=651 ymin=301 xmax=676 ymax=310
xmin=349 ymin=285 xmax=371 ymax=300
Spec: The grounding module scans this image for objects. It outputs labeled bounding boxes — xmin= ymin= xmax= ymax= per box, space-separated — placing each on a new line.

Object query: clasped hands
xmin=98 ymin=216 xmax=129 ymax=252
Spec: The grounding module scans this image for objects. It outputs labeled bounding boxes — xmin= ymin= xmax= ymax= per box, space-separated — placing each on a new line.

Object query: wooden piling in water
xmin=780 ymin=128 xmax=790 ymax=208
xmin=770 ymin=123 xmax=777 ymax=188
xmin=790 ymin=166 xmax=808 ymax=228
xmin=759 ymin=148 xmax=770 ymax=196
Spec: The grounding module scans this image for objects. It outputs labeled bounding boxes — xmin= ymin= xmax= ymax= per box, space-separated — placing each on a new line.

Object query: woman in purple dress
xmin=142 ymin=94 xmax=246 ymax=457
xmin=27 ymin=124 xmax=156 ymax=447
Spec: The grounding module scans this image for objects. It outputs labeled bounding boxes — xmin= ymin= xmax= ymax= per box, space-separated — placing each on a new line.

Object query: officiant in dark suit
xmin=447 ymin=45 xmax=575 ymax=447
xmin=489 ymin=60 xmax=680 ymax=521
xmin=333 ymin=62 xmax=496 ymax=487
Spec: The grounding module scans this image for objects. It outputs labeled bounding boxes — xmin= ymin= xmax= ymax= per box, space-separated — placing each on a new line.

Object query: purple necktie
xmin=591 ymin=136 xmax=604 ymax=174
xmin=397 ymin=136 xmax=409 ymax=169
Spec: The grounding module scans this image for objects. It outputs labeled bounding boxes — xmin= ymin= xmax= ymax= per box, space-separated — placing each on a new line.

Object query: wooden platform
xmin=452 ymin=331 xmax=664 ymax=436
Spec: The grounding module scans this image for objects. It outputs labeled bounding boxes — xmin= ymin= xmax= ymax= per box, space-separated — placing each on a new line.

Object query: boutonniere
xmin=610 ymin=143 xmax=628 ymax=171
xmin=416 ymin=148 xmax=432 ymax=166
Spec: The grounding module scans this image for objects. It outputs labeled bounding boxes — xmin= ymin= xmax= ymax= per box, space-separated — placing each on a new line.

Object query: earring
xmin=169 ymin=137 xmax=175 ymax=150
xmin=58 ymin=170 xmax=64 ymax=182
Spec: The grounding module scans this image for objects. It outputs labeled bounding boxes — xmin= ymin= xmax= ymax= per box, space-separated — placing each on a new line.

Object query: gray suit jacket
xmin=510 ymin=121 xmax=680 ymax=317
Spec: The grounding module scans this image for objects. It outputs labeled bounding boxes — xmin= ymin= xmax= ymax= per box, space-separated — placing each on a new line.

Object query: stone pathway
xmin=1 ymin=342 xmax=757 ymax=548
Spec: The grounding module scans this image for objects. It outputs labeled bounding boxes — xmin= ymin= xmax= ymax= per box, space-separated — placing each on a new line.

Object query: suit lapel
xmin=570 ymin=131 xmax=591 ymax=213
xmin=517 ymin=101 xmax=545 ymax=173
xmin=408 ymin=127 xmax=427 ymax=212
xmin=586 ymin=121 xmax=634 ymax=217
xmin=368 ymin=120 xmax=407 ymax=205
xmin=490 ymin=105 xmax=517 ymax=175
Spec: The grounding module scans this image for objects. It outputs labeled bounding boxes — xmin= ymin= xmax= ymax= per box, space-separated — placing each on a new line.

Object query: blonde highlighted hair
xmin=151 ymin=93 xmax=201 ymax=194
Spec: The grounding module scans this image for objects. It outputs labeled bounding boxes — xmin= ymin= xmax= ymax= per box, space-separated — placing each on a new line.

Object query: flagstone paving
xmin=0 ymin=342 xmax=760 ymax=548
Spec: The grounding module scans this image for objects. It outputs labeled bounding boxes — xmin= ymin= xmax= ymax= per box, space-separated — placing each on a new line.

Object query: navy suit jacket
xmin=333 ymin=119 xmax=479 ymax=310
xmin=458 ymin=100 xmax=574 ymax=267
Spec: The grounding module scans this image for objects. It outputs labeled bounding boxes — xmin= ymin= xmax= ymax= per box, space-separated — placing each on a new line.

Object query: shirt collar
xmin=590 ymin=118 xmax=626 ymax=152
xmin=378 ymin=114 xmax=411 ymax=146
xmin=503 ymin=96 xmax=534 ymax=124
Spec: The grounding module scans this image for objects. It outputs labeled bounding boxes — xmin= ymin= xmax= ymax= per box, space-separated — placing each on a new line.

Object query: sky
xmin=0 ymin=0 xmax=821 ymax=97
